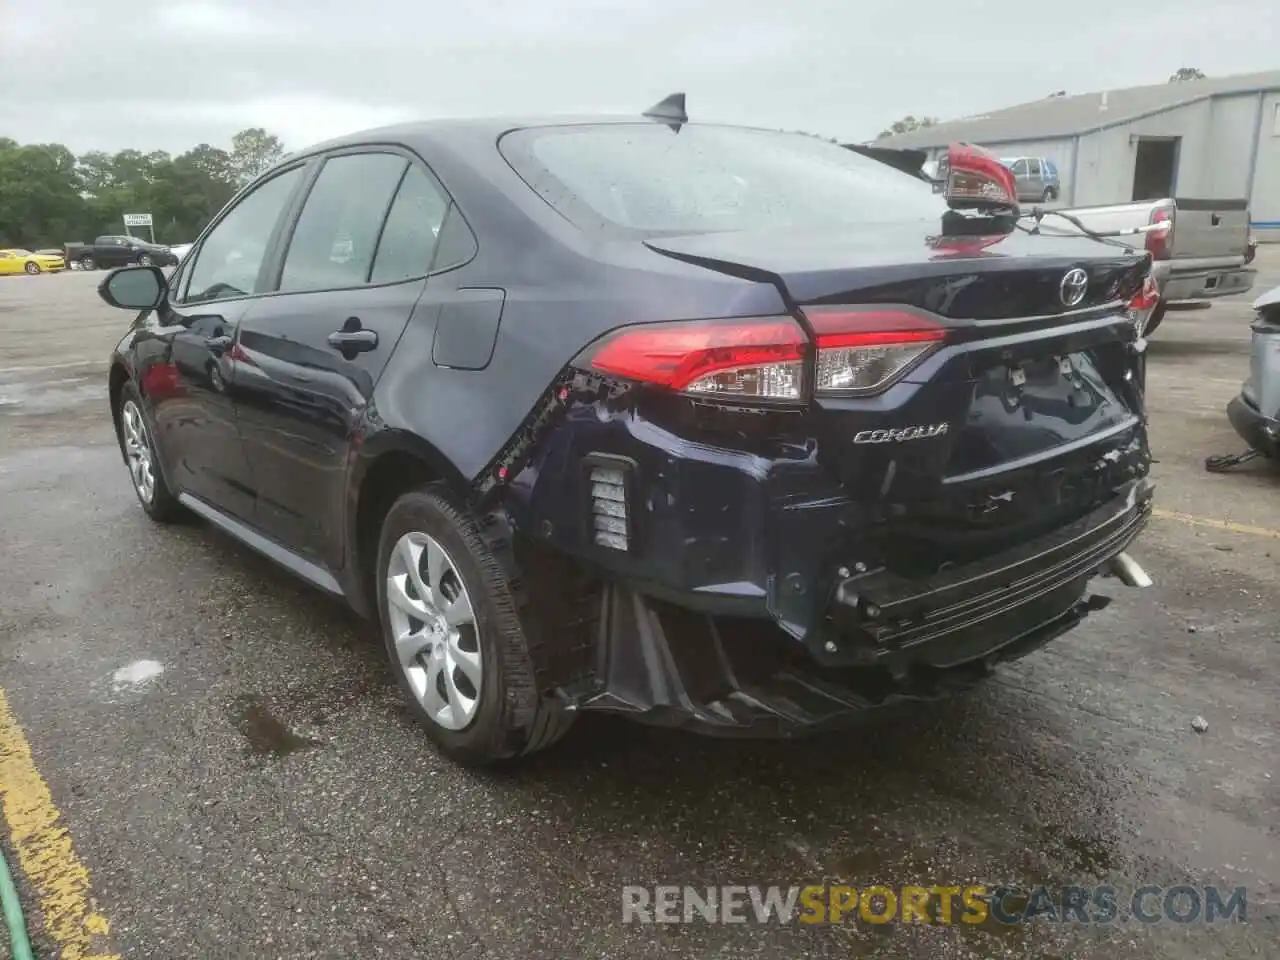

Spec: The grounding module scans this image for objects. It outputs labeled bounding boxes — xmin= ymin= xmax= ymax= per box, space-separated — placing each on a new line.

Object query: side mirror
xmin=98 ymin=265 xmax=166 ymax=310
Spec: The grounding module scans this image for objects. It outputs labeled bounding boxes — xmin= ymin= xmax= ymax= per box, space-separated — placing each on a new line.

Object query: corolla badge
xmin=852 ymin=423 xmax=950 ymax=444
xmin=1059 ymin=268 xmax=1089 ymax=307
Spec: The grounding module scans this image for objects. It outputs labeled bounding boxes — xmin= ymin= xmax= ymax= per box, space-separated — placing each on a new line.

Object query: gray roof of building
xmin=873 ymin=69 xmax=1280 ymax=149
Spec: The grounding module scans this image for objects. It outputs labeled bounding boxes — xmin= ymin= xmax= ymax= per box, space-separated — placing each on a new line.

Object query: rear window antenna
xmin=642 ymin=92 xmax=687 ymax=131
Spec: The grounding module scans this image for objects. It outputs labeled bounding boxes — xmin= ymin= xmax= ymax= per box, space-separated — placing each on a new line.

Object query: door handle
xmin=204 ymin=334 xmax=233 ymax=353
xmin=327 ymin=329 xmax=378 ymax=353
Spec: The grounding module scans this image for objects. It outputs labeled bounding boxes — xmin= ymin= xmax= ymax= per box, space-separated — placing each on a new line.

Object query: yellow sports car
xmin=0 ymin=248 xmax=66 ymax=275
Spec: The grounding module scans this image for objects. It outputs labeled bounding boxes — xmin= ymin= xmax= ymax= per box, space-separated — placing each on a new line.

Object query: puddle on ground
xmin=232 ymin=694 xmax=321 ymax=756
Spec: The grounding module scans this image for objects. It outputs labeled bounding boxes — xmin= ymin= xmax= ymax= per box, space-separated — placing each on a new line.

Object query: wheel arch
xmin=346 ymin=430 xmax=471 ymax=619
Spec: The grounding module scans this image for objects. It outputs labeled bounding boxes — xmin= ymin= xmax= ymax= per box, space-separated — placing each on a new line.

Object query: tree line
xmin=0 ymin=128 xmax=285 ymax=250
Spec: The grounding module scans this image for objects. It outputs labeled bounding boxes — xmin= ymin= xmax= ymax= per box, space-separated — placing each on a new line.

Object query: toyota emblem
xmin=1059 ymin=268 xmax=1088 ymax=307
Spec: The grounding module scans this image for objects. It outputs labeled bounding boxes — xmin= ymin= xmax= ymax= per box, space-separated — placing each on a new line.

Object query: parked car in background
xmin=999 ymin=156 xmax=1060 ymax=202
xmin=1031 ymin=197 xmax=1255 ymax=334
xmin=0 ymin=248 xmax=65 ymax=275
xmin=167 ymin=242 xmax=194 ymax=263
xmin=64 ymin=235 xmax=179 ymax=271
xmin=97 ymin=115 xmax=1155 ymax=767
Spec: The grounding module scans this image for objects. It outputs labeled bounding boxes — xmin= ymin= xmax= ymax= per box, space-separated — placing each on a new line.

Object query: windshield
xmin=501 ymin=123 xmax=947 ymax=236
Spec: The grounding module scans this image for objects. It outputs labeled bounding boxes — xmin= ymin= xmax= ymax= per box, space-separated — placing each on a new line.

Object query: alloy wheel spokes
xmin=385 ymin=530 xmax=482 ymax=731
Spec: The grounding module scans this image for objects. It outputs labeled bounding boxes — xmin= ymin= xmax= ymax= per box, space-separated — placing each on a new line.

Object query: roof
xmin=873 ymin=69 xmax=1280 ymax=149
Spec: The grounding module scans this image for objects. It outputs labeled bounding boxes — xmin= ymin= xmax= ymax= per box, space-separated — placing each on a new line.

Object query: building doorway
xmin=1132 ymin=137 xmax=1179 ymax=201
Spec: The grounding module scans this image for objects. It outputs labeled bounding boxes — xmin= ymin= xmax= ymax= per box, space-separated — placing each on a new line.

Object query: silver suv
xmin=999 ymin=156 xmax=1061 ymax=203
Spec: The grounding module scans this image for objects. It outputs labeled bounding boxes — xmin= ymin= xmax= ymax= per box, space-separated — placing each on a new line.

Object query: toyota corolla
xmin=97 ymin=97 xmax=1157 ymax=766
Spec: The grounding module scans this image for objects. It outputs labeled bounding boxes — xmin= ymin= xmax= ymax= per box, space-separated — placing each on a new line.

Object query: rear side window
xmin=370 ymin=165 xmax=449 ymax=284
xmin=1028 ymin=158 xmax=1042 ymax=176
xmin=500 ymin=123 xmax=947 ymax=235
xmin=279 ymin=152 xmax=408 ymax=293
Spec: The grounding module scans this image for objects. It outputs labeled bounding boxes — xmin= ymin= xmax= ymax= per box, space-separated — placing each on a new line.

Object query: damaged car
xmin=98 ymin=96 xmax=1157 ymax=765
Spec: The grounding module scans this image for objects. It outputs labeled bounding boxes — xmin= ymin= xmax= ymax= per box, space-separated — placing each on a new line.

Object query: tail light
xmin=578 ymin=310 xmax=946 ymax=401
xmin=1146 ymin=206 xmax=1173 ymax=261
xmin=936 ymin=142 xmax=1019 ymax=213
xmin=804 ymin=307 xmax=946 ymax=395
xmin=1126 ymin=274 xmax=1160 ymax=336
xmin=578 ymin=317 xmax=806 ymax=401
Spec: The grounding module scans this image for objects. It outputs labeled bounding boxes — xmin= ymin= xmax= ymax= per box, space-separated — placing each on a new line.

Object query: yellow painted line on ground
xmin=0 ymin=688 xmax=119 ymax=960
xmin=1153 ymin=508 xmax=1280 ymax=540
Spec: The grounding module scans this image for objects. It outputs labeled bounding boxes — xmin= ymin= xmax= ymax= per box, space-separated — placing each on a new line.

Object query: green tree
xmin=1169 ymin=67 xmax=1206 ymax=82
xmin=0 ymin=128 xmax=283 ymax=247
xmin=878 ymin=115 xmax=940 ymax=139
xmin=229 ymin=127 xmax=285 ymax=186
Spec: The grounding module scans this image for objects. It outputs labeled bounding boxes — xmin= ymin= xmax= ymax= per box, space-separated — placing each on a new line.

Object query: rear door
xmin=230 ymin=148 xmax=451 ymax=567
xmin=1169 ymin=199 xmax=1250 ymax=262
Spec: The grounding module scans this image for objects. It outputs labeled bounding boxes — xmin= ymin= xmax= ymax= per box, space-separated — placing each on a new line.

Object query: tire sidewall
xmin=376 ymin=488 xmax=528 ymax=761
xmin=24 ymin=262 xmax=39 ymax=275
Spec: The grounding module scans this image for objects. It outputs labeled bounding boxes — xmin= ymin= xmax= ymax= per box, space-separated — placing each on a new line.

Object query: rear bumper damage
xmin=553 ymin=479 xmax=1154 ymax=736
xmin=1154 ymin=264 xmax=1256 ymax=302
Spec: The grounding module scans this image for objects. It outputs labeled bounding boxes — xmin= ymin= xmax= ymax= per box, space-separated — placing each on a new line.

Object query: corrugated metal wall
xmin=1251 ymin=92 xmax=1280 ymax=238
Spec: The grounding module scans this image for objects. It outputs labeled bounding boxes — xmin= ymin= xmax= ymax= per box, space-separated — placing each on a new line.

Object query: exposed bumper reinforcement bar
xmin=558 ymin=483 xmax=1152 ymax=737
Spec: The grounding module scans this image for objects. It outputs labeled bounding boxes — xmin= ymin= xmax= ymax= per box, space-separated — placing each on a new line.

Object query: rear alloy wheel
xmin=1042 ymin=187 xmax=1056 ymax=203
xmin=80 ymin=256 xmax=95 ymax=270
xmin=23 ymin=261 xmax=39 ymax=275
xmin=137 ymin=253 xmax=153 ymax=266
xmin=117 ymin=382 xmax=183 ymax=521
xmin=376 ymin=485 xmax=574 ymax=765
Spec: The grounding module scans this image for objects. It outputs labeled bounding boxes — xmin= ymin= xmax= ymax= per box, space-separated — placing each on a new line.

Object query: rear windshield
xmin=500 ymin=123 xmax=947 ymax=235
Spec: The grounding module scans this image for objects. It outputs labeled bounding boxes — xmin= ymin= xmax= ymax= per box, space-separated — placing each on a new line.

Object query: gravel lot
xmin=1 ymin=258 xmax=1278 ymax=959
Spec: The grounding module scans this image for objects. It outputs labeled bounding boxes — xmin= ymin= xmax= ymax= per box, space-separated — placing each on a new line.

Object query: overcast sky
xmin=2 ymin=0 xmax=1276 ymax=156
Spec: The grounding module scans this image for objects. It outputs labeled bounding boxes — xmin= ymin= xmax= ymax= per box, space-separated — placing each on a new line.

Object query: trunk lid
xmin=646 ymin=224 xmax=1152 ymax=567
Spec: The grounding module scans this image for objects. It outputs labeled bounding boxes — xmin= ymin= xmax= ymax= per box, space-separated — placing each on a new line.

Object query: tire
xmin=116 ymin=381 xmax=183 ymax=522
xmin=137 ymin=253 xmax=153 ymax=266
xmin=23 ymin=261 xmax=40 ymax=275
xmin=1143 ymin=301 xmax=1167 ymax=336
xmin=376 ymin=485 xmax=574 ymax=766
xmin=80 ymin=256 xmax=95 ymax=270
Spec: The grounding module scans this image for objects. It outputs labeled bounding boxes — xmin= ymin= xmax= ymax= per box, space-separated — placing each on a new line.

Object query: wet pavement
xmin=1 ymin=266 xmax=1279 ymax=958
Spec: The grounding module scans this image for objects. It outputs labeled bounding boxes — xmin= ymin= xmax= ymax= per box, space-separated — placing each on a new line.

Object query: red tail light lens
xmin=939 ymin=142 xmax=1019 ymax=212
xmin=1146 ymin=207 xmax=1173 ymax=261
xmin=580 ymin=317 xmax=807 ymax=400
xmin=804 ymin=307 xmax=946 ymax=395
xmin=1127 ymin=274 xmax=1160 ymax=336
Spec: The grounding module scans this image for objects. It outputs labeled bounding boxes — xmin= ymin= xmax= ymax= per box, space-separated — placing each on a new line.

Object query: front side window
xmin=1028 ymin=158 xmax=1042 ymax=176
xmin=185 ymin=166 xmax=304 ymax=303
xmin=1010 ymin=159 xmax=1029 ymax=176
xmin=279 ymin=152 xmax=409 ymax=293
xmin=501 ymin=123 xmax=948 ymax=236
xmin=370 ymin=165 xmax=449 ymax=284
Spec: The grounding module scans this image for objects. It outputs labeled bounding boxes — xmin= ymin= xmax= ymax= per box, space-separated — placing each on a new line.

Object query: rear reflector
xmin=803 ymin=307 xmax=946 ymax=395
xmin=580 ymin=317 xmax=806 ymax=400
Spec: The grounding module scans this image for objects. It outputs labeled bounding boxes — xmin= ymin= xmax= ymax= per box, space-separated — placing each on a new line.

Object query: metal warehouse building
xmin=875 ymin=70 xmax=1280 ymax=237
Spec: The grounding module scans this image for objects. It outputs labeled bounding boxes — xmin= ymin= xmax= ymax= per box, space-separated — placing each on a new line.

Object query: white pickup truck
xmin=1028 ymin=197 xmax=1257 ymax=334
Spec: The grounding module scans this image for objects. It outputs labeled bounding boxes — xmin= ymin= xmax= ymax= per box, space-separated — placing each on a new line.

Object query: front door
xmin=231 ymin=150 xmax=451 ymax=567
xmin=144 ymin=163 xmax=308 ymax=520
